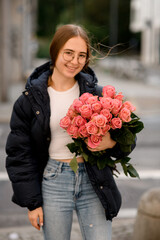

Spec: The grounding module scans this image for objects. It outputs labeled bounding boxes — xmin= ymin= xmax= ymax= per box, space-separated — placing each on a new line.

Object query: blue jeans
xmin=42 ymin=158 xmax=112 ymax=240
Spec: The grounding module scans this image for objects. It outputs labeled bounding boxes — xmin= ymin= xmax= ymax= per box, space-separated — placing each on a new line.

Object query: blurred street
xmin=0 ymin=58 xmax=160 ymax=239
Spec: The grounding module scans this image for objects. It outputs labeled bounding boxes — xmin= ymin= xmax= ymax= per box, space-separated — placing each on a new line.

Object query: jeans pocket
xmin=43 ymin=165 xmax=59 ymax=181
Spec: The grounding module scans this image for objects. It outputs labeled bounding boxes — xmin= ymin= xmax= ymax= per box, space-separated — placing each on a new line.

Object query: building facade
xmin=130 ymin=0 xmax=160 ymax=65
xmin=0 ymin=0 xmax=38 ymax=102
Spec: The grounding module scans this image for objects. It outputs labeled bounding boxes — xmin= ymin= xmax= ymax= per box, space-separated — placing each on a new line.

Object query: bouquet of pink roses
xmin=60 ymin=85 xmax=144 ymax=178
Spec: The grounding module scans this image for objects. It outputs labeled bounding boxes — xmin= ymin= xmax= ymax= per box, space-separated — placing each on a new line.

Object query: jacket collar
xmin=25 ymin=61 xmax=98 ymax=96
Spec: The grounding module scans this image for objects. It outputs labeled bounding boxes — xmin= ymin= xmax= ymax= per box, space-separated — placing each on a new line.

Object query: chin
xmin=65 ymin=70 xmax=79 ymax=78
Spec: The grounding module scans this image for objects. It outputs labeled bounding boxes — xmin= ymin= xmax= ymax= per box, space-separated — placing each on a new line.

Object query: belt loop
xmin=58 ymin=162 xmax=63 ymax=173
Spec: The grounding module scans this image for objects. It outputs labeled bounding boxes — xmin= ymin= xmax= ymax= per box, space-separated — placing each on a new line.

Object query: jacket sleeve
xmin=5 ymin=95 xmax=42 ymax=211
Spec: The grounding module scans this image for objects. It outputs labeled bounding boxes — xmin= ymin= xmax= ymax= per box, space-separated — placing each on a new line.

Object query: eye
xmin=64 ymin=51 xmax=73 ymax=56
xmin=79 ymin=54 xmax=87 ymax=58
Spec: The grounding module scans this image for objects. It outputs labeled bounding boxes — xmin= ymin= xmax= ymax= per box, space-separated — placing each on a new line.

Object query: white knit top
xmin=48 ymin=81 xmax=81 ymax=159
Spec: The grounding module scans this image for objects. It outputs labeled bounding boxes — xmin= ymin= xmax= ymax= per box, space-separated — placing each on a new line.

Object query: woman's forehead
xmin=62 ymin=36 xmax=87 ymax=53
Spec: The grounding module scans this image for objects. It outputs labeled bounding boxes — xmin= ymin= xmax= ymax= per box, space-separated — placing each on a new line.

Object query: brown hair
xmin=49 ymin=24 xmax=91 ymax=68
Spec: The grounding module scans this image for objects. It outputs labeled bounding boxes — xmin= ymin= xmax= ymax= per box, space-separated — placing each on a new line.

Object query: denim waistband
xmin=48 ymin=158 xmax=85 ymax=171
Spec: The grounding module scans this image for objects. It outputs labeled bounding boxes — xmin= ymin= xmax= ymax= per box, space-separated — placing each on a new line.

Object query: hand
xmin=28 ymin=207 xmax=43 ymax=230
xmin=85 ymin=132 xmax=116 ymax=152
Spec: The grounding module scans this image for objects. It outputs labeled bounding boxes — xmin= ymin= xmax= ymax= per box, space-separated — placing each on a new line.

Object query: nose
xmin=71 ymin=54 xmax=79 ymax=64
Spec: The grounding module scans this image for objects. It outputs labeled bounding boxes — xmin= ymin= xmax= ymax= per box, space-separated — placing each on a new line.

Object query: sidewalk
xmin=0 ymin=217 xmax=135 ymax=240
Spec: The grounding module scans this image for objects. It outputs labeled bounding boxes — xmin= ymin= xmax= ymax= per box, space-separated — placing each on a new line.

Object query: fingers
xmin=39 ymin=209 xmax=44 ymax=228
xmin=85 ymin=132 xmax=116 ymax=151
xmin=28 ymin=213 xmax=40 ymax=230
xmin=85 ymin=139 xmax=99 ymax=151
xmin=87 ymin=145 xmax=99 ymax=152
xmin=32 ymin=217 xmax=40 ymax=230
xmin=28 ymin=207 xmax=43 ymax=231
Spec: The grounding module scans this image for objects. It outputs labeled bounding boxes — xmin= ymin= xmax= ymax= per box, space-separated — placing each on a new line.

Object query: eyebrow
xmin=64 ymin=49 xmax=87 ymax=55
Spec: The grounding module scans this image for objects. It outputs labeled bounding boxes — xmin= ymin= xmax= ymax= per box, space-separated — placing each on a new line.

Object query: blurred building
xmin=130 ymin=0 xmax=160 ymax=65
xmin=0 ymin=0 xmax=38 ymax=102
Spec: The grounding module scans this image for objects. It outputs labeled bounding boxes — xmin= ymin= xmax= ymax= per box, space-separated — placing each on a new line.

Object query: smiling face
xmin=54 ymin=36 xmax=87 ymax=80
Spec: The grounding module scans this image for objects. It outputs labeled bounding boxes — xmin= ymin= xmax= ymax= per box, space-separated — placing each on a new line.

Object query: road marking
xmin=0 ymin=172 xmax=9 ymax=181
xmin=118 ymin=208 xmax=137 ymax=218
xmin=0 ymin=169 xmax=160 ymax=181
xmin=118 ymin=169 xmax=160 ymax=180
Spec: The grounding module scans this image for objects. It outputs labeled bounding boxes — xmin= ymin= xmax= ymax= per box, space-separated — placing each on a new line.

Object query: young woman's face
xmin=55 ymin=36 xmax=88 ymax=79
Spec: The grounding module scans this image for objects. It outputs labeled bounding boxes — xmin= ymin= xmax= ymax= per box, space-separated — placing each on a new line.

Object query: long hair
xmin=49 ymin=24 xmax=91 ymax=69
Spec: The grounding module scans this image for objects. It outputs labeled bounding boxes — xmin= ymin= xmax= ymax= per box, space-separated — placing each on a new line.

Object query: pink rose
xmin=74 ymin=115 xmax=87 ymax=127
xmin=71 ymin=118 xmax=76 ymax=126
xmin=111 ymin=117 xmax=122 ymax=129
xmin=72 ymin=99 xmax=83 ymax=112
xmin=100 ymin=109 xmax=112 ymax=122
xmin=119 ymin=108 xmax=131 ymax=122
xmin=79 ymin=93 xmax=93 ymax=104
xmin=91 ymin=102 xmax=102 ymax=113
xmin=99 ymin=97 xmax=113 ymax=110
xmin=67 ymin=125 xmax=79 ymax=138
xmin=88 ymin=135 xmax=102 ymax=148
xmin=122 ymin=101 xmax=136 ymax=112
xmin=102 ymin=85 xmax=116 ymax=98
xmin=86 ymin=96 xmax=98 ymax=105
xmin=85 ymin=122 xmax=99 ymax=135
xmin=112 ymin=99 xmax=122 ymax=116
xmin=94 ymin=114 xmax=107 ymax=128
xmin=67 ymin=105 xmax=78 ymax=119
xmin=60 ymin=116 xmax=71 ymax=129
xmin=91 ymin=113 xmax=99 ymax=119
xmin=79 ymin=104 xmax=92 ymax=119
xmin=96 ymin=127 xmax=104 ymax=136
xmin=114 ymin=92 xmax=124 ymax=101
xmin=102 ymin=124 xmax=111 ymax=135
xmin=78 ymin=125 xmax=90 ymax=138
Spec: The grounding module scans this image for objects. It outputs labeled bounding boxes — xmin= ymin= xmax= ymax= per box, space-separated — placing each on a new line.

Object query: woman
xmin=6 ymin=24 xmax=135 ymax=240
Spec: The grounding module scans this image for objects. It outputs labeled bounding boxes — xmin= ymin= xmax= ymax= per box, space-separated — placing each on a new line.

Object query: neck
xmin=51 ymin=69 xmax=76 ymax=91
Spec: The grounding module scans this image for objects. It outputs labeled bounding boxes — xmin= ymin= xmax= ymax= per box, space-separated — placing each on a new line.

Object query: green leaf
xmin=88 ymin=154 xmax=97 ymax=165
xmin=129 ymin=121 xmax=144 ymax=134
xmin=127 ymin=164 xmax=140 ymax=179
xmin=97 ymin=157 xmax=115 ymax=169
xmin=110 ymin=128 xmax=122 ymax=140
xmin=74 ymin=138 xmax=82 ymax=147
xmin=119 ymin=144 xmax=131 ymax=152
xmin=112 ymin=128 xmax=135 ymax=145
xmin=82 ymin=152 xmax=89 ymax=162
xmin=105 ymin=158 xmax=116 ymax=167
xmin=130 ymin=119 xmax=140 ymax=124
xmin=131 ymin=112 xmax=139 ymax=119
xmin=121 ymin=163 xmax=128 ymax=176
xmin=124 ymin=119 xmax=139 ymax=126
xmin=92 ymin=150 xmax=106 ymax=156
xmin=121 ymin=157 xmax=131 ymax=164
xmin=97 ymin=158 xmax=106 ymax=170
xmin=67 ymin=143 xmax=77 ymax=153
xmin=69 ymin=155 xmax=78 ymax=173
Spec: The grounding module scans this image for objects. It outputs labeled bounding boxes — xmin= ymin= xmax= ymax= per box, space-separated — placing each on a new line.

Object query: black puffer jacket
xmin=6 ymin=61 xmax=134 ymax=220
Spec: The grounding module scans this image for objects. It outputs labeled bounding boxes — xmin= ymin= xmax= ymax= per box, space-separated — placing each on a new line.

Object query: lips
xmin=65 ymin=64 xmax=79 ymax=72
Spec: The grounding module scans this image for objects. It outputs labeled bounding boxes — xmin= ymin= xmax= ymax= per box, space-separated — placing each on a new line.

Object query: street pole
xmin=109 ymin=0 xmax=119 ymax=48
xmin=1 ymin=0 xmax=10 ymax=102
